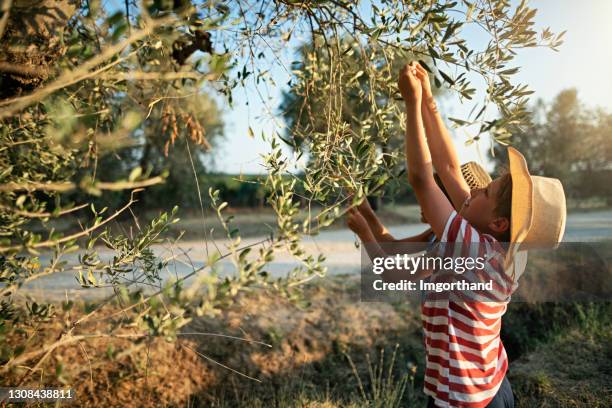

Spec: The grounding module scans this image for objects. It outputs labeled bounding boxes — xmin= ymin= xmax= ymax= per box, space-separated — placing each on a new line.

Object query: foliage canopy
xmin=0 ymin=0 xmax=563 ymax=380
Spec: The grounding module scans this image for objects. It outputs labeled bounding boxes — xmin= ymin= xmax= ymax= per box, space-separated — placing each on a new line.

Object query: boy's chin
xmin=459 ymin=209 xmax=478 ymax=226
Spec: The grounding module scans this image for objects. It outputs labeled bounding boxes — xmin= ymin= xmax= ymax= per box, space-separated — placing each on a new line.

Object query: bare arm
xmin=395 ymin=229 xmax=434 ymax=243
xmin=414 ymin=63 xmax=471 ymax=211
xmin=398 ymin=63 xmax=454 ymax=239
xmin=346 ymin=208 xmax=433 ymax=282
xmin=355 ymin=198 xmax=395 ymax=242
xmin=347 ymin=208 xmax=387 ymax=260
xmin=383 ymin=229 xmax=435 ymax=258
xmin=362 ymin=213 xmax=433 ymax=254
xmin=355 ymin=198 xmax=433 ymax=247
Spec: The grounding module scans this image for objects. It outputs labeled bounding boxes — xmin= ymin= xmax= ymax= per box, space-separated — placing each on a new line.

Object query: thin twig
xmin=64 ymin=236 xmax=272 ymax=337
xmin=0 ymin=190 xmax=140 ymax=254
xmin=3 ymin=332 xmax=149 ymax=376
xmin=178 ymin=332 xmax=271 ymax=348
xmin=0 ymin=175 xmax=164 ymax=193
xmin=0 ymin=62 xmax=49 ymax=78
xmin=180 ymin=343 xmax=262 ymax=383
xmin=0 ymin=203 xmax=88 ymax=218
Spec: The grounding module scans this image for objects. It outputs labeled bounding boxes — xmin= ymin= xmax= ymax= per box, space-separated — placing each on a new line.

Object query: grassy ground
xmin=4 ymin=275 xmax=611 ymax=407
xmin=510 ymin=326 xmax=612 ymax=407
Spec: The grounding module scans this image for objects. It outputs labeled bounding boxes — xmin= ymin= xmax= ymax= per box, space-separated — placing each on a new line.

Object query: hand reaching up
xmin=356 ymin=196 xmax=374 ymax=216
xmin=413 ymin=62 xmax=434 ymax=100
xmin=398 ymin=62 xmax=423 ymax=106
xmin=346 ymin=207 xmax=370 ymax=238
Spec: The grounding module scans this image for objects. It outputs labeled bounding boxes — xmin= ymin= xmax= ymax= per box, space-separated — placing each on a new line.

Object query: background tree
xmin=127 ymin=87 xmax=224 ymax=209
xmin=493 ymin=89 xmax=612 ymax=203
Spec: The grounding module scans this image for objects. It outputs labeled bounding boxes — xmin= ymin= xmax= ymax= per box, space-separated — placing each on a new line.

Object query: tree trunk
xmin=0 ymin=0 xmax=78 ymax=99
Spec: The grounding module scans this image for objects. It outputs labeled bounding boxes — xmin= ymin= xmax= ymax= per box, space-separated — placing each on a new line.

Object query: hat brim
xmin=508 ymin=147 xmax=534 ymax=243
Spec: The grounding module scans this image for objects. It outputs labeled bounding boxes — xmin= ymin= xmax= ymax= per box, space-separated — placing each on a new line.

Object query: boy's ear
xmin=489 ymin=217 xmax=510 ymax=234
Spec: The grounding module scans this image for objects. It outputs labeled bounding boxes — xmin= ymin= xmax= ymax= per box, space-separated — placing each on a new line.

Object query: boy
xmin=350 ymin=162 xmax=491 ymax=257
xmin=347 ymin=62 xmax=566 ymax=407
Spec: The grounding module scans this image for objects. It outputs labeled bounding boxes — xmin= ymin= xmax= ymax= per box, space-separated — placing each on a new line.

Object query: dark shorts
xmin=426 ymin=376 xmax=514 ymax=408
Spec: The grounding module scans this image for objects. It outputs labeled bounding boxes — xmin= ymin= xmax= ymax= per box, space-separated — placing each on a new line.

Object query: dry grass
xmin=3 ymin=275 xmax=610 ymax=407
xmin=3 ymin=276 xmax=425 ymax=407
xmin=510 ymin=327 xmax=612 ymax=407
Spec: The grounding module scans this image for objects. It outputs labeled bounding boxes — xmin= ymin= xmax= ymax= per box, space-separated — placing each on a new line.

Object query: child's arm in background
xmin=346 ymin=207 xmax=387 ymax=261
xmin=346 ymin=207 xmax=433 ymax=282
xmin=354 ymin=198 xmax=394 ymax=242
xmin=355 ymin=198 xmax=433 ymax=251
xmin=398 ymin=62 xmax=454 ymax=239
xmin=413 ymin=62 xmax=471 ymax=211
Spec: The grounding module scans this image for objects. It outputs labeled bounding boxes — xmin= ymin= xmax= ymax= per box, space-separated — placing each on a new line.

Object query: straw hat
xmin=460 ymin=162 xmax=492 ymax=190
xmin=507 ymin=147 xmax=567 ymax=247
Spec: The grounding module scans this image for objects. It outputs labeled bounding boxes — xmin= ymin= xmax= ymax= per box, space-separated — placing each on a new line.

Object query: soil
xmin=3 ymin=275 xmax=610 ymax=407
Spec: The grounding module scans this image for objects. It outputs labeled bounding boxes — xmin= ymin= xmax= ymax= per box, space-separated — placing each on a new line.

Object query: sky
xmin=213 ymin=0 xmax=612 ymax=174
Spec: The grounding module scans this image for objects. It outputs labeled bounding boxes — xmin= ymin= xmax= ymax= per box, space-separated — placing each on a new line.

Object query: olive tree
xmin=0 ymin=0 xmax=563 ymax=385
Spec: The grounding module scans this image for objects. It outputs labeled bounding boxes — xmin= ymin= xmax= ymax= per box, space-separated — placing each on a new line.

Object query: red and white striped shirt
xmin=422 ymin=211 xmax=519 ymax=407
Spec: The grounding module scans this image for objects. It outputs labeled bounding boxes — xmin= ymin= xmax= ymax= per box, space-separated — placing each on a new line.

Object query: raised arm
xmin=413 ymin=63 xmax=471 ymax=211
xmin=398 ymin=63 xmax=454 ymax=239
xmin=346 ymin=207 xmax=387 ymax=260
xmin=355 ymin=197 xmax=434 ymax=250
xmin=346 ymin=207 xmax=433 ymax=282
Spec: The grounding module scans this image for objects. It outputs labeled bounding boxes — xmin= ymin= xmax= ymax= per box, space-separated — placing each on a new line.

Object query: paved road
xmin=20 ymin=209 xmax=612 ymax=300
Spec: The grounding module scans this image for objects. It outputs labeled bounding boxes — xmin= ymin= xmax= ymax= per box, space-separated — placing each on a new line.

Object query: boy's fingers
xmin=415 ymin=65 xmax=427 ymax=79
xmin=416 ymin=67 xmax=429 ymax=82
